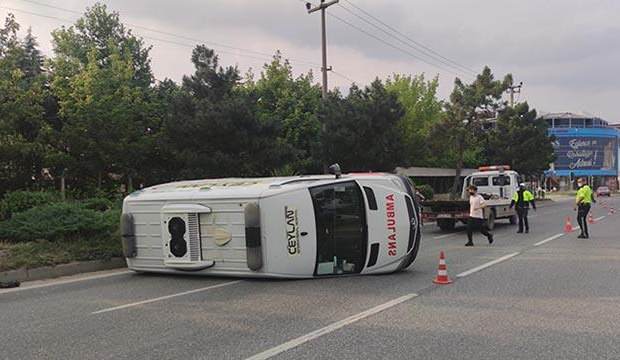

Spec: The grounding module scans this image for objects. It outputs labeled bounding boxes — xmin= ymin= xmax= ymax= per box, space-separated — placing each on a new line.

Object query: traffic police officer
xmin=574 ymin=177 xmax=595 ymax=239
xmin=510 ymin=183 xmax=536 ymax=233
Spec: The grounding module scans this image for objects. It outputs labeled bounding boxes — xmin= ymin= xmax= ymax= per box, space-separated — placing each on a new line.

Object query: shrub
xmin=416 ymin=184 xmax=434 ymax=201
xmin=0 ymin=203 xmax=119 ymax=243
xmin=0 ymin=191 xmax=61 ymax=219
xmin=79 ymin=197 xmax=114 ymax=212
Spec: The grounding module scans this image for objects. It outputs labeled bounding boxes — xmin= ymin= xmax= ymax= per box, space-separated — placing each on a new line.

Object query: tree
xmin=0 ymin=14 xmax=47 ymax=193
xmin=320 ymin=79 xmax=407 ymax=172
xmin=50 ymin=3 xmax=152 ymax=87
xmin=249 ymin=53 xmax=323 ymax=174
xmin=161 ymin=46 xmax=285 ymax=179
xmin=487 ymin=102 xmax=555 ymax=177
xmin=48 ymin=3 xmax=154 ymax=193
xmin=385 ymin=74 xmax=443 ymax=166
xmin=19 ymin=28 xmax=44 ymax=80
xmin=431 ymin=67 xmax=512 ymax=197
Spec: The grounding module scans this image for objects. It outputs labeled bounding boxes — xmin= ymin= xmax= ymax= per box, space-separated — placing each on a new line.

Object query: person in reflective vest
xmin=510 ymin=183 xmax=536 ymax=233
xmin=574 ymin=177 xmax=595 ymax=239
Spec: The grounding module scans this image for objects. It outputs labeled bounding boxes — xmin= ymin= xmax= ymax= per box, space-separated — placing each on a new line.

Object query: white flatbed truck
xmin=421 ymin=166 xmax=519 ymax=231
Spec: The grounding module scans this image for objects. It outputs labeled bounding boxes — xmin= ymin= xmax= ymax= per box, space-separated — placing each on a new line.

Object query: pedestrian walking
xmin=510 ymin=183 xmax=536 ymax=233
xmin=574 ymin=178 xmax=595 ymax=239
xmin=465 ymin=185 xmax=494 ymax=247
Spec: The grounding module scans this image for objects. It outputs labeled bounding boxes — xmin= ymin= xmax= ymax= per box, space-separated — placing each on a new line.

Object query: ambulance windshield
xmin=309 ymin=181 xmax=367 ymax=276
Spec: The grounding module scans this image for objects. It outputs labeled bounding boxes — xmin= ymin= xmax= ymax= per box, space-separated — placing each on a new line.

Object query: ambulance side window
xmin=363 ymin=186 xmax=378 ymax=210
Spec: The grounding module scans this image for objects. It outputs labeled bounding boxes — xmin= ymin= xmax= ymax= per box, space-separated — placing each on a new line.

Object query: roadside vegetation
xmin=0 ymin=4 xmax=555 ymax=271
xmin=0 ymin=191 xmax=121 ymax=271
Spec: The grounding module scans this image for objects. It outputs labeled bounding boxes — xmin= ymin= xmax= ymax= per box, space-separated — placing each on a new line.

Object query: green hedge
xmin=79 ymin=197 xmax=114 ymax=212
xmin=0 ymin=191 xmax=61 ymax=219
xmin=0 ymin=202 xmax=120 ymax=243
xmin=416 ymin=184 xmax=434 ymax=201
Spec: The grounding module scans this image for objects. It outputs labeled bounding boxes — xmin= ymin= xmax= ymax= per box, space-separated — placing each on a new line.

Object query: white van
xmin=121 ymin=171 xmax=421 ymax=278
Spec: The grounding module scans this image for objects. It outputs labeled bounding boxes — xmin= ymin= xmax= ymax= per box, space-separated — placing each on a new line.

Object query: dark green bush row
xmin=0 ymin=202 xmax=120 ymax=243
xmin=1 ymin=190 xmax=118 ymax=217
xmin=0 ymin=191 xmax=61 ymax=220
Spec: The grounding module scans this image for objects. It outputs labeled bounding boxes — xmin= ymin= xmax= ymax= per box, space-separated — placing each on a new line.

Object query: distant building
xmin=542 ymin=112 xmax=619 ymax=191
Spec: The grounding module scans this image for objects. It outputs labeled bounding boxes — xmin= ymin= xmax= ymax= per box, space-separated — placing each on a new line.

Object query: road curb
xmin=0 ymin=258 xmax=127 ymax=283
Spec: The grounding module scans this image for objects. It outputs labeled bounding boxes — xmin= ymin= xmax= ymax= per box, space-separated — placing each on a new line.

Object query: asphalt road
xmin=1 ymin=196 xmax=619 ymax=360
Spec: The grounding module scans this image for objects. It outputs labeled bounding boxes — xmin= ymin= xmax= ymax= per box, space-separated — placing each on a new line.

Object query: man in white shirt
xmin=466 ymin=185 xmax=494 ymax=247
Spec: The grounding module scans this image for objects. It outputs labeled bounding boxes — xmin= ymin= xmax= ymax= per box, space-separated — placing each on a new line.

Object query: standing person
xmin=465 ymin=185 xmax=494 ymax=247
xmin=510 ymin=183 xmax=537 ymax=233
xmin=574 ymin=178 xmax=594 ymax=239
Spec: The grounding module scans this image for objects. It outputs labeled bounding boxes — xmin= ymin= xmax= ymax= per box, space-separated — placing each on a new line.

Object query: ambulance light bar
xmin=478 ymin=165 xmax=511 ymax=172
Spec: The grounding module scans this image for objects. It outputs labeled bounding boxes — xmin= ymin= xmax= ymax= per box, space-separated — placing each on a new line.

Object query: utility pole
xmin=507 ymin=81 xmax=523 ymax=107
xmin=306 ymin=0 xmax=339 ymax=99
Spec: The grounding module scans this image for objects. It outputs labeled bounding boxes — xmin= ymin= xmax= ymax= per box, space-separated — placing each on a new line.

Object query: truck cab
xmin=462 ymin=168 xmax=520 ymax=201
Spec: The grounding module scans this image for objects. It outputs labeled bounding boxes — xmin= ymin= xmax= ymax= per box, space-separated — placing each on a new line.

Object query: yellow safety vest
xmin=512 ymin=190 xmax=534 ymax=202
xmin=576 ymin=185 xmax=593 ymax=204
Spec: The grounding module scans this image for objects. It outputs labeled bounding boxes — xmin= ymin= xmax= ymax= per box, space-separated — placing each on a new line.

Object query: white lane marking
xmin=595 ymin=216 xmax=606 ymax=221
xmin=433 ymin=232 xmax=461 ymax=240
xmin=456 ymin=252 xmax=520 ymax=278
xmin=572 ymin=226 xmax=579 ymax=231
xmin=0 ymin=270 xmax=132 ymax=295
xmin=245 ymin=293 xmax=418 ymax=360
xmin=92 ymin=280 xmax=243 ymax=314
xmin=534 ymin=233 xmax=564 ymax=247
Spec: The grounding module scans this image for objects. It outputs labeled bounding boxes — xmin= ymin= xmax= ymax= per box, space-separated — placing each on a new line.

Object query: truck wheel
xmin=437 ymin=219 xmax=455 ymax=231
xmin=487 ymin=211 xmax=496 ymax=230
xmin=509 ymin=215 xmax=517 ymax=225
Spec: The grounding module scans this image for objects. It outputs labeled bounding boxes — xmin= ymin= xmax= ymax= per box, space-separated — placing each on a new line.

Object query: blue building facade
xmin=543 ymin=113 xmax=619 ymax=190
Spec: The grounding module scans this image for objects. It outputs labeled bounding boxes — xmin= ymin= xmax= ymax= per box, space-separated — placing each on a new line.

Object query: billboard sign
xmin=552 ymin=136 xmax=617 ymax=171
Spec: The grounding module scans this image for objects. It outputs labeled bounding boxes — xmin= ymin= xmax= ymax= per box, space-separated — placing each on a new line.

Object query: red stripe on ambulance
xmin=386 ymin=194 xmax=397 ymax=256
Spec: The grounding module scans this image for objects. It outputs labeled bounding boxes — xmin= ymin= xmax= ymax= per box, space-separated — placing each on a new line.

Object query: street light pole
xmin=306 ymin=0 xmax=339 ymax=99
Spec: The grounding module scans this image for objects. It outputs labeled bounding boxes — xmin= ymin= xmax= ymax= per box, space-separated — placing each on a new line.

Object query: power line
xmin=331 ymin=70 xmax=357 ymax=84
xmin=341 ymin=0 xmax=478 ymax=75
xmin=327 ymin=11 xmax=464 ymax=77
xmin=336 ymin=1 xmax=476 ymax=77
xmin=2 ymin=2 xmax=361 ymax=85
xmin=300 ymin=0 xmax=466 ymax=77
xmin=0 ymin=6 xmax=286 ymax=70
xmin=11 ymin=0 xmax=322 ymax=67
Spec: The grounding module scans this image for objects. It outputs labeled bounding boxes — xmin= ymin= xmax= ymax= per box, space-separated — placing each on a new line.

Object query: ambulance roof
xmin=125 ymin=173 xmax=398 ymax=201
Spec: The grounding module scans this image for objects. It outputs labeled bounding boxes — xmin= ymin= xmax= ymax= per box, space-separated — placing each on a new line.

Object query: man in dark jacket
xmin=510 ymin=183 xmax=536 ymax=233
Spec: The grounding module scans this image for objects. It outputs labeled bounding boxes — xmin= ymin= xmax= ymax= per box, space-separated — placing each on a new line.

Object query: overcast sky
xmin=2 ymin=0 xmax=619 ymax=122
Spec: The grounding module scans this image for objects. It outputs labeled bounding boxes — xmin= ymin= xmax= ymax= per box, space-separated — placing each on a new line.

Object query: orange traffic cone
xmin=611 ymin=207 xmax=616 ymax=215
xmin=433 ymin=251 xmax=453 ymax=285
xmin=588 ymin=213 xmax=595 ymax=224
xmin=564 ymin=216 xmax=574 ymax=233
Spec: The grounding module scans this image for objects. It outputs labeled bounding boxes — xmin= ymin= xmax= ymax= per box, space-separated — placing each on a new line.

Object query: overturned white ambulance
xmin=121 ymin=169 xmax=421 ymax=278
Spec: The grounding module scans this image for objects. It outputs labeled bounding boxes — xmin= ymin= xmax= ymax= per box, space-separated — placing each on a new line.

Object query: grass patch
xmin=0 ymin=237 xmax=122 ymax=272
